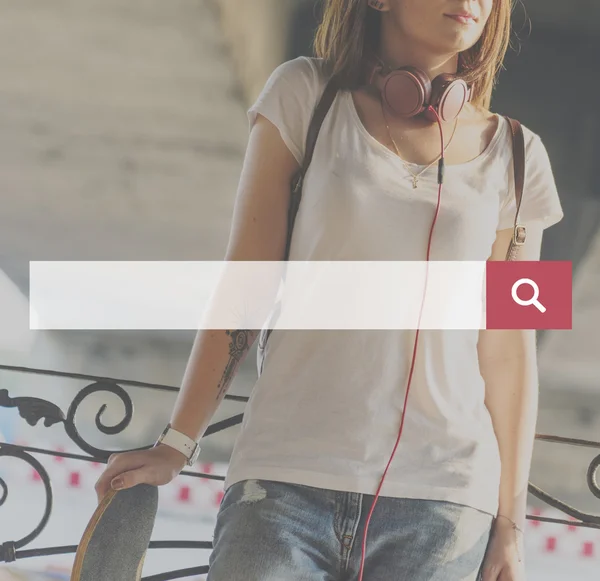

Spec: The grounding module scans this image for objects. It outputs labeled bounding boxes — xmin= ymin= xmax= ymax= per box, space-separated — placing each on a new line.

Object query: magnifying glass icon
xmin=511 ymin=278 xmax=546 ymax=313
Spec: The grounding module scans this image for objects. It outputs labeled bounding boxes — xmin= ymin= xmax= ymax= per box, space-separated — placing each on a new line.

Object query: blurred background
xmin=0 ymin=0 xmax=599 ymax=579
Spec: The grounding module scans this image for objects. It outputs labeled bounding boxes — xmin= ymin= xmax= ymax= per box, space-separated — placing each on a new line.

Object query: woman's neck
xmin=378 ymin=50 xmax=459 ymax=79
xmin=377 ymin=22 xmax=459 ymax=79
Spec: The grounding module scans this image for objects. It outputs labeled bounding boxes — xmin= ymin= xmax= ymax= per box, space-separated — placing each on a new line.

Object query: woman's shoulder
xmin=267 ymin=56 xmax=329 ymax=93
xmin=480 ymin=107 xmax=546 ymax=152
xmin=517 ymin=123 xmax=549 ymax=162
xmin=487 ymin=112 xmax=562 ymax=225
xmin=249 ymin=57 xmax=331 ymax=165
xmin=469 ymin=106 xmax=550 ymax=164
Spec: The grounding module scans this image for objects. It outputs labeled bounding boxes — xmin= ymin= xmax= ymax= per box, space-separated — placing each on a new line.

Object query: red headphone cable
xmin=357 ymin=105 xmax=446 ymax=581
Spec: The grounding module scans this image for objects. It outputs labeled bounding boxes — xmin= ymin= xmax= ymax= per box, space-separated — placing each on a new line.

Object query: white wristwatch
xmin=155 ymin=423 xmax=201 ymax=466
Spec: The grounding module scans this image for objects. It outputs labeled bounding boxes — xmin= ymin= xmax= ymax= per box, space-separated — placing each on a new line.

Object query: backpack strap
xmin=504 ymin=116 xmax=527 ymax=261
xmin=258 ymin=76 xmax=340 ymax=360
xmin=284 ymin=76 xmax=340 ymax=260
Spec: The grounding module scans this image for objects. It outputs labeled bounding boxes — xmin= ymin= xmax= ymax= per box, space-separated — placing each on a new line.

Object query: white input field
xmin=28 ymin=261 xmax=487 ymax=330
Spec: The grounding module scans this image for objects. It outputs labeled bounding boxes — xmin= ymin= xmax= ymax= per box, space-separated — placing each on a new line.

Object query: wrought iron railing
xmin=1 ymin=363 xmax=599 ymax=579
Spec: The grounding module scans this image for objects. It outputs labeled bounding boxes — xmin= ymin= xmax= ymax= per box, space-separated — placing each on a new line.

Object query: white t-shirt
xmin=223 ymin=57 xmax=564 ymax=517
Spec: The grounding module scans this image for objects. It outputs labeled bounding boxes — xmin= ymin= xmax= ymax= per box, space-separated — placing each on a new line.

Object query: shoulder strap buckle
xmin=513 ymin=224 xmax=527 ymax=245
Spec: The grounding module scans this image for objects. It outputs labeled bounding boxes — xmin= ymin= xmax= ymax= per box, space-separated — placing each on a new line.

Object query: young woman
xmin=95 ymin=1 xmax=564 ymax=579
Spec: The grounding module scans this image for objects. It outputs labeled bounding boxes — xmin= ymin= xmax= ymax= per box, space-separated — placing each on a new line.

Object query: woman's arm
xmin=169 ymin=114 xmax=299 ymax=442
xmin=95 ymin=115 xmax=300 ymax=497
xmin=478 ymin=224 xmax=544 ymax=579
xmin=479 ymin=224 xmax=544 ymax=528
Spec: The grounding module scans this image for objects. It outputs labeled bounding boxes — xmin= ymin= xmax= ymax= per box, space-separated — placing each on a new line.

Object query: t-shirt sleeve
xmin=247 ymin=57 xmax=325 ymax=166
xmin=497 ymin=131 xmax=564 ymax=231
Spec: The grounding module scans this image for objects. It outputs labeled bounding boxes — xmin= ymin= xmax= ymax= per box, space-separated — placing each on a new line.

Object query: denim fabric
xmin=207 ymin=479 xmax=493 ymax=581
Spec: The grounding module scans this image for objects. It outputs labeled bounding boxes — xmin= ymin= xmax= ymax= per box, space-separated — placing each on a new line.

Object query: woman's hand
xmin=94 ymin=444 xmax=187 ymax=503
xmin=480 ymin=518 xmax=526 ymax=581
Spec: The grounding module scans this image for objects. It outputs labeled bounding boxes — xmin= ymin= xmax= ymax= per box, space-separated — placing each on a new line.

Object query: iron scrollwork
xmin=0 ymin=378 xmax=151 ymax=564
xmin=588 ymin=453 xmax=600 ymax=500
xmin=64 ymin=381 xmax=135 ymax=458
xmin=1 ymin=380 xmax=134 ymax=460
xmin=0 ymin=365 xmax=245 ymax=574
xmin=527 ymin=433 xmax=600 ymax=528
xmin=0 ymin=388 xmax=65 ymax=428
xmin=0 ymin=364 xmax=599 ymax=577
xmin=0 ymin=443 xmax=53 ymax=563
xmin=0 ymin=379 xmax=136 ymax=565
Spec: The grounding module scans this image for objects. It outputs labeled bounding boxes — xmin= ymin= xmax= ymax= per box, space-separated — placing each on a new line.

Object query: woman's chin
xmin=434 ymin=32 xmax=480 ymax=55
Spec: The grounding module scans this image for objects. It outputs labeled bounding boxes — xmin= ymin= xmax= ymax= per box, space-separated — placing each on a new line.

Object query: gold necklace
xmin=381 ymin=100 xmax=460 ymax=189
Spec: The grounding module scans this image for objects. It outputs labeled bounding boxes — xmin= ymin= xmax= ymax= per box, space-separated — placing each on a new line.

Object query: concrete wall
xmin=0 ymin=0 xmax=257 ymax=461
xmin=214 ymin=0 xmax=299 ymax=104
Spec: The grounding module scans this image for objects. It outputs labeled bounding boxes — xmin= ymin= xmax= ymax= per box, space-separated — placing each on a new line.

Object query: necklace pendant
xmin=412 ymin=176 xmax=419 ymax=189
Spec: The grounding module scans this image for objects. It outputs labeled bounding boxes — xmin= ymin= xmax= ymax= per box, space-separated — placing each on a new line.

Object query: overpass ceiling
xmin=0 ymin=0 xmax=248 ymax=298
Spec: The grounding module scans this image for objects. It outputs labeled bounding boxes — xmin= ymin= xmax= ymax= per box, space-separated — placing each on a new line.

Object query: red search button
xmin=486 ymin=261 xmax=572 ymax=330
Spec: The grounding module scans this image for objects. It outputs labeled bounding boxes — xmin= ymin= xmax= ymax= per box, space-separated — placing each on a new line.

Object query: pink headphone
xmin=369 ymin=64 xmax=471 ymax=123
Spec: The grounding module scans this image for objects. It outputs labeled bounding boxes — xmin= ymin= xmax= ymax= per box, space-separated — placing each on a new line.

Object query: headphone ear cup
xmin=381 ymin=66 xmax=431 ymax=118
xmin=429 ymin=74 xmax=469 ymax=122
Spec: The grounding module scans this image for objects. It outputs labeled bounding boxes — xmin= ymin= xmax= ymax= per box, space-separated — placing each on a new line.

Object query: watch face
xmin=159 ymin=424 xmax=171 ymax=442
xmin=155 ymin=424 xmax=173 ymax=450
xmin=189 ymin=445 xmax=201 ymax=466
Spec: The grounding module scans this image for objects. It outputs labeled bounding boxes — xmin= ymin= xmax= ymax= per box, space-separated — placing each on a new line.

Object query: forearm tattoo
xmin=216 ymin=330 xmax=254 ymax=400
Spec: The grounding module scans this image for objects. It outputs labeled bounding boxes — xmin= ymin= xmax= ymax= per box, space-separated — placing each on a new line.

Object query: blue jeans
xmin=207 ymin=479 xmax=494 ymax=581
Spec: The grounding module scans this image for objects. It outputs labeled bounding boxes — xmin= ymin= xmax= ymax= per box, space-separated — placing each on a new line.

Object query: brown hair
xmin=313 ymin=0 xmax=512 ymax=110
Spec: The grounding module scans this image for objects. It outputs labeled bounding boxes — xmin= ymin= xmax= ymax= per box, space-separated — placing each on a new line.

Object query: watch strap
xmin=155 ymin=424 xmax=200 ymax=466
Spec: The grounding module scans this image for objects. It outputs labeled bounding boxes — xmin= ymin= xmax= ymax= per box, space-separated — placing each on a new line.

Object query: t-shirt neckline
xmin=344 ymin=90 xmax=505 ymax=170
